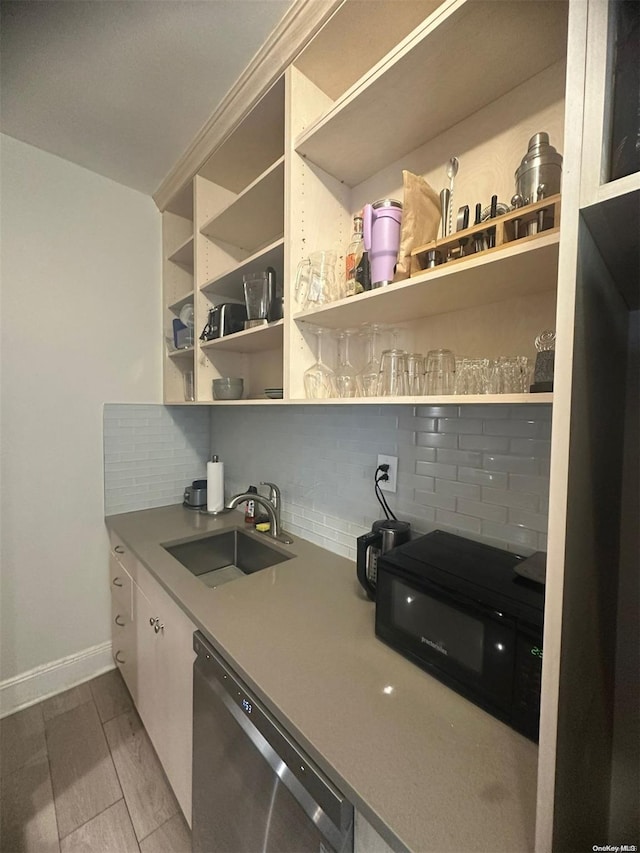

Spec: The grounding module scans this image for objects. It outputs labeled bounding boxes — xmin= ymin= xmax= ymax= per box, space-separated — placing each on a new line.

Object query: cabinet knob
xmin=114 ymin=545 xmax=125 ymax=555
xmin=115 ymin=651 xmax=125 ymax=664
xmin=154 ymin=621 xmax=164 ymax=634
xmin=112 ymin=577 xmax=124 ymax=588
xmin=114 ymin=615 xmax=125 ymax=627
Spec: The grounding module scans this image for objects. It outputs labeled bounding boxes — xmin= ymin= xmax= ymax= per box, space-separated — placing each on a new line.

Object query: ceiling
xmin=0 ymin=0 xmax=293 ymax=196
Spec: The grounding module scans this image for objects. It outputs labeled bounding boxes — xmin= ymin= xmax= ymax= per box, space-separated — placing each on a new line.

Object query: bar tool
xmin=439 ymin=188 xmax=450 ymax=238
xmin=473 ymin=202 xmax=485 ymax=252
xmin=456 ymin=205 xmax=469 ymax=256
xmin=487 ymin=195 xmax=498 ymax=248
xmin=511 ymin=193 xmax=524 ymax=239
xmin=426 ymin=249 xmax=441 ymax=269
xmin=446 ymin=156 xmax=459 ymax=237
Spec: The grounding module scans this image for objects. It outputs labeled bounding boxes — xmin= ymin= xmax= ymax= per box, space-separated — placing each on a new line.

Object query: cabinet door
xmin=132 ymin=582 xmax=164 ymax=749
xmin=142 ymin=571 xmax=196 ymax=825
xmin=132 ymin=564 xmax=196 ymax=825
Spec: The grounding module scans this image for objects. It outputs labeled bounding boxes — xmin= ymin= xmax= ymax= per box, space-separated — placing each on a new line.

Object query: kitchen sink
xmin=163 ymin=528 xmax=293 ymax=588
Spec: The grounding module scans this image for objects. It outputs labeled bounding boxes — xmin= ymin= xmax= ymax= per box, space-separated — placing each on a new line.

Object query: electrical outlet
xmin=377 ymin=454 xmax=398 ymax=493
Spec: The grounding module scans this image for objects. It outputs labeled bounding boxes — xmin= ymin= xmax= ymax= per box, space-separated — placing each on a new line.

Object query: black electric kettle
xmin=357 ymin=519 xmax=411 ymax=600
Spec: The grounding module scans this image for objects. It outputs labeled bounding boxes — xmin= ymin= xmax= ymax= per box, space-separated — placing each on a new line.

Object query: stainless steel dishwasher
xmin=192 ymin=632 xmax=354 ymax=853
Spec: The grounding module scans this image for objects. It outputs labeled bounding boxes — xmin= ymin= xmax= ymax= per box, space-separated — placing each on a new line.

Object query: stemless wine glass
xmin=303 ymin=327 xmax=336 ymax=399
xmin=334 ymin=329 xmax=358 ymax=397
xmin=378 ymin=349 xmax=408 ymax=396
xmin=406 ymin=353 xmax=425 ymax=396
xmin=357 ymin=324 xmax=384 ymax=397
xmin=425 ymin=349 xmax=456 ymax=395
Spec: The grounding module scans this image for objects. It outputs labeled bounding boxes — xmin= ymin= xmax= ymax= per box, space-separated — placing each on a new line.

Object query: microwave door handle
xmin=357 ymin=530 xmax=380 ymax=600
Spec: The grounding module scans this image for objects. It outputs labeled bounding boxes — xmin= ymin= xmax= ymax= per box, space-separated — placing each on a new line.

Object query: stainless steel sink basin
xmin=163 ymin=528 xmax=293 ymax=588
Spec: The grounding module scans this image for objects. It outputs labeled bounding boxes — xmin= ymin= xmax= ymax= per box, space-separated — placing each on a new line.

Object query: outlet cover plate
xmin=377 ymin=454 xmax=398 ymax=493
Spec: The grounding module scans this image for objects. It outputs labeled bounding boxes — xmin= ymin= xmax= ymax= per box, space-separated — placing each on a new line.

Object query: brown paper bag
xmin=394 ymin=170 xmax=441 ymax=280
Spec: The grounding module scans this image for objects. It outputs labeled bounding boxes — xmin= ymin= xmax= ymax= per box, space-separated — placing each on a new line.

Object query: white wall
xmin=0 ymin=135 xmax=161 ymax=710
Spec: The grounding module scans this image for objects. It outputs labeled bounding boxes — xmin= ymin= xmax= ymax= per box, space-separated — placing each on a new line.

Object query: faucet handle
xmin=260 ymin=481 xmax=280 ymax=509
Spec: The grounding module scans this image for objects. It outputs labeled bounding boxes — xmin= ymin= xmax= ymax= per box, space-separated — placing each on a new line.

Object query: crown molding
xmin=153 ymin=0 xmax=343 ymax=213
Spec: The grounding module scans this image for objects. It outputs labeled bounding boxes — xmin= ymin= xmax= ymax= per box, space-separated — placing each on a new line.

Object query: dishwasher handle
xmin=193 ymin=632 xmax=354 ymax=841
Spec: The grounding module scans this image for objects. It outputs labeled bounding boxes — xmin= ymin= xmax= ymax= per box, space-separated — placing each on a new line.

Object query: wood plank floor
xmin=0 ymin=669 xmax=192 ymax=853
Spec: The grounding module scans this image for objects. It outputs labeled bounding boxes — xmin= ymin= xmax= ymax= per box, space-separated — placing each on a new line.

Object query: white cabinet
xmin=109 ymin=536 xmax=196 ymax=825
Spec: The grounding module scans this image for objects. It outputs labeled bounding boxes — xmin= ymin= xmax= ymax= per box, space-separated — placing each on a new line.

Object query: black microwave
xmin=375 ymin=530 xmax=545 ymax=741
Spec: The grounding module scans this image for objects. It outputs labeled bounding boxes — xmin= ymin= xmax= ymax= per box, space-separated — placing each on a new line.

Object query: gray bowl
xmin=212 ymin=378 xmax=244 ymax=400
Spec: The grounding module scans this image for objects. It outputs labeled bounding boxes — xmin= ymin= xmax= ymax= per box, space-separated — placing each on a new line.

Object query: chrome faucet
xmin=225 ymin=489 xmax=293 ymax=545
xmin=260 ymin=482 xmax=281 ymax=528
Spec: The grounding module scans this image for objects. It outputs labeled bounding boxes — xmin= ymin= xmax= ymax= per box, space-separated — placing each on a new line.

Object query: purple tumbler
xmin=363 ymin=198 xmax=403 ymax=287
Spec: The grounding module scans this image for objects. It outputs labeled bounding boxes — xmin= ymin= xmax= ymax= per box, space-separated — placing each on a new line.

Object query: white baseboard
xmin=0 ymin=641 xmax=114 ymax=718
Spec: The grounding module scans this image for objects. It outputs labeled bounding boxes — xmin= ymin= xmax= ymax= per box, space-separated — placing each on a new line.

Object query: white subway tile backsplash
xmin=435 ymin=448 xmax=483 ymax=467
xmin=415 ymin=460 xmax=458 ymax=479
xmin=482 ymin=454 xmax=539 ymax=475
xmin=435 ymin=479 xmax=481 ymax=500
xmin=483 ymin=419 xmax=543 ymax=438
xmin=436 ymin=418 xmax=484 ymax=434
xmin=508 ymin=473 xmax=550 ymax=496
xmin=456 ymin=498 xmax=508 ymax=524
xmin=103 ymin=401 xmax=552 ymax=558
xmin=435 ymin=509 xmax=482 ymax=535
xmin=415 ymin=431 xmax=458 ymax=448
xmin=482 ymin=486 xmax=539 ymax=511
xmin=414 ymin=490 xmax=456 ymax=511
xmin=508 ymin=507 xmax=549 ymax=533
xmin=458 ymin=467 xmax=509 ymax=488
xmin=459 ymin=434 xmax=510 ymax=452
xmin=103 ymin=404 xmax=210 ymax=515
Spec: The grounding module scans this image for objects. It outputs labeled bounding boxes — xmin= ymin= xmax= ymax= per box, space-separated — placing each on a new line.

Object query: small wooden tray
xmin=411 ymin=194 xmax=561 ymax=275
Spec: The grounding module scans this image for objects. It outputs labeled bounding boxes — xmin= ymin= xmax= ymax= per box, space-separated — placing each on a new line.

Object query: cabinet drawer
xmin=109 ymin=555 xmax=132 ymax=618
xmin=110 ymin=533 xmax=137 ymax=576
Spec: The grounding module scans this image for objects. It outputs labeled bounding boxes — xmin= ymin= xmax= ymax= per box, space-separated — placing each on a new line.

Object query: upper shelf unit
xmin=197 ymin=77 xmax=285 ymax=194
xmin=295 ymin=0 xmax=569 ymax=187
xmin=200 ymin=238 xmax=284 ymax=299
xmin=294 ymin=230 xmax=560 ymax=329
xmin=199 ymin=157 xmax=284 ymax=253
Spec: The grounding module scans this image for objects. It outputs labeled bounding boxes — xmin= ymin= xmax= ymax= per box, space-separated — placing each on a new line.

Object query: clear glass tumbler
xmin=357 ymin=324 xmax=384 ymax=397
xmin=378 ymin=349 xmax=408 ymax=396
xmin=424 ymin=349 xmax=455 ymax=395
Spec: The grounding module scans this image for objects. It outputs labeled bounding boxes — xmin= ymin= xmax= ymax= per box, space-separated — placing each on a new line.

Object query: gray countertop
xmin=106 ymin=504 xmax=538 ymax=853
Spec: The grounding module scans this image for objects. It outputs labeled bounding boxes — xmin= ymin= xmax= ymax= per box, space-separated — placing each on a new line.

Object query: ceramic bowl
xmin=212 ymin=378 xmax=244 ymax=400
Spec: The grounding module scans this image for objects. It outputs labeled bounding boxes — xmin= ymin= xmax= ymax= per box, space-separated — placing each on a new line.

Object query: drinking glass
xmin=295 ymin=251 xmax=339 ymax=311
xmin=357 ymin=324 xmax=384 ymax=397
xmin=183 ymin=370 xmax=195 ymax=402
xmin=406 ymin=353 xmax=425 ymax=396
xmin=303 ymin=327 xmax=336 ymax=399
xmin=334 ymin=329 xmax=358 ymax=397
xmin=378 ymin=349 xmax=408 ymax=396
xmin=424 ymin=349 xmax=455 ymax=395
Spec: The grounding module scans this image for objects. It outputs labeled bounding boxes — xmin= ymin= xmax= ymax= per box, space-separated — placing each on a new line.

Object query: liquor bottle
xmin=345 ymin=213 xmax=364 ymax=296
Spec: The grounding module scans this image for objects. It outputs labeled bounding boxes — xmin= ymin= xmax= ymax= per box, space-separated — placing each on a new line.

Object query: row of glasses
xmin=454 ymin=356 xmax=533 ymax=395
xmin=302 ymin=327 xmax=532 ymax=398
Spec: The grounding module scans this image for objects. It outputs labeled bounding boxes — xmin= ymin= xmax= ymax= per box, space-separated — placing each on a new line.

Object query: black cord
xmin=375 ymin=467 xmax=397 ymax=521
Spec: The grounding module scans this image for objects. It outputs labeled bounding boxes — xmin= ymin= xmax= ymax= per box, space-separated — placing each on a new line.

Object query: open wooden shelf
xmin=167 ymin=347 xmax=194 ymax=359
xmin=167 ymin=292 xmax=194 ymax=314
xmin=200 ymin=320 xmax=284 ymax=354
xmin=200 ymin=238 xmax=284 ymax=300
xmin=167 ymin=235 xmax=194 ymax=271
xmin=295 ymin=0 xmax=568 ymax=186
xmin=294 ymin=230 xmax=560 ymax=329
xmin=199 ymin=157 xmax=284 ymax=253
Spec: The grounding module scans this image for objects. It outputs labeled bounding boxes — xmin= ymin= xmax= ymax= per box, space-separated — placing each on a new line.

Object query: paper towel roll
xmin=206 ymin=457 xmax=224 ymax=513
